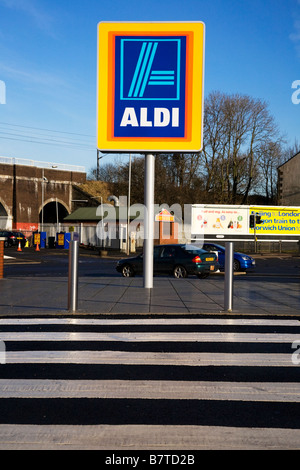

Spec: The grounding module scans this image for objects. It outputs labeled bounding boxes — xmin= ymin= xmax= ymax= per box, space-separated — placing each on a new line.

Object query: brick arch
xmin=0 ymin=199 xmax=11 ymax=230
xmin=0 ymin=199 xmax=10 ymax=217
xmin=0 ymin=161 xmax=86 ymax=231
xmin=39 ymin=197 xmax=70 ymax=215
xmin=39 ymin=199 xmax=70 ymax=224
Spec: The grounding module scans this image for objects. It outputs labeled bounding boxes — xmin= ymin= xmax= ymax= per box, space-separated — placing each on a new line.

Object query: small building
xmin=64 ymin=205 xmax=182 ymax=251
xmin=154 ymin=208 xmax=178 ymax=245
xmin=278 ymin=152 xmax=300 ymax=205
xmin=64 ymin=205 xmax=145 ymax=250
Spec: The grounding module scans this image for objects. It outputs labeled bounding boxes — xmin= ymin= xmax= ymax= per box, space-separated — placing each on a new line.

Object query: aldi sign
xmin=115 ymin=36 xmax=185 ymax=137
xmin=97 ymin=22 xmax=205 ymax=152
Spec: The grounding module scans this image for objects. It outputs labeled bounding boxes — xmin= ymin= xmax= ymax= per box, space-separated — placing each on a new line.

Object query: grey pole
xmin=126 ymin=154 xmax=132 ymax=255
xmin=143 ymin=153 xmax=155 ymax=289
xmin=68 ymin=239 xmax=79 ymax=312
xmin=224 ymin=241 xmax=234 ymax=312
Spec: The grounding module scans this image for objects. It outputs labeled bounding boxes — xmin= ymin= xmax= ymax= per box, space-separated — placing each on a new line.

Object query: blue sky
xmin=0 ymin=0 xmax=300 ymax=174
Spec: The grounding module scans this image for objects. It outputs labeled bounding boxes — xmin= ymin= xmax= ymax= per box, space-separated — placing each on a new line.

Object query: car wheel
xmin=173 ymin=265 xmax=187 ymax=279
xmin=121 ymin=264 xmax=135 ymax=277
xmin=4 ymin=240 xmax=8 ymax=248
xmin=197 ymin=273 xmax=209 ymax=279
xmin=233 ymin=259 xmax=240 ymax=272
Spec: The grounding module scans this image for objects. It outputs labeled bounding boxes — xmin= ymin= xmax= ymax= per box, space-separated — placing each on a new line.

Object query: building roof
xmin=64 ymin=205 xmax=145 ymax=222
xmin=64 ymin=205 xmax=182 ymax=223
xmin=278 ymin=151 xmax=300 ymax=169
xmin=64 ymin=207 xmax=102 ymax=221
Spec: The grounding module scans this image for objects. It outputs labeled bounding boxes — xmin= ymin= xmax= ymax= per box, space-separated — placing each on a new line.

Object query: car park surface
xmin=116 ymin=243 xmax=219 ymax=278
xmin=202 ymin=243 xmax=255 ymax=272
xmin=1 ymin=248 xmax=300 ymax=315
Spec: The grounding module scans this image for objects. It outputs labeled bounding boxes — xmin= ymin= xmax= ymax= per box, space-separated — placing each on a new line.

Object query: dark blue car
xmin=202 ymin=243 xmax=255 ymax=272
xmin=116 ymin=244 xmax=219 ymax=278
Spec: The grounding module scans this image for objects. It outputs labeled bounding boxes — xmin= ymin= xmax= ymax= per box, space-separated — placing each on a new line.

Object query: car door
xmin=213 ymin=245 xmax=225 ymax=268
xmin=153 ymin=246 xmax=161 ymax=273
xmin=154 ymin=246 xmax=176 ymax=274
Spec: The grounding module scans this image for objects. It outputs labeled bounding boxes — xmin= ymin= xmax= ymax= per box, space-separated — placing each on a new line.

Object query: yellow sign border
xmin=97 ymin=22 xmax=205 ymax=152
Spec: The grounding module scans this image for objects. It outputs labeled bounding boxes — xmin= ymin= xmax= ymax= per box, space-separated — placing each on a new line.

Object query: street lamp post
xmin=127 ymin=154 xmax=131 ymax=255
xmin=41 ymin=169 xmax=46 ymax=231
xmin=96 ymin=151 xmax=108 ymax=180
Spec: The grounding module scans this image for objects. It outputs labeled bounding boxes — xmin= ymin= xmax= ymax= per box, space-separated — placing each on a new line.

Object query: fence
xmin=37 ymin=224 xmax=105 ymax=248
xmin=6 ymin=222 xmax=300 ymax=254
xmin=0 ymin=156 xmax=85 ymax=173
xmin=33 ymin=223 xmax=145 ymax=251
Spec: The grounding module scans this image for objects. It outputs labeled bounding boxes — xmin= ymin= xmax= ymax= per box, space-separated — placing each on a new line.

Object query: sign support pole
xmin=224 ymin=242 xmax=234 ymax=312
xmin=143 ymin=153 xmax=155 ymax=289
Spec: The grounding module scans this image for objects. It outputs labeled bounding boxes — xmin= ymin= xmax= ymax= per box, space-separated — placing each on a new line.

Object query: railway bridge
xmin=0 ymin=157 xmax=86 ymax=232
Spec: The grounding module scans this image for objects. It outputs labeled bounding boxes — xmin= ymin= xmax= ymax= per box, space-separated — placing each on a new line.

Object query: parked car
xmin=116 ymin=244 xmax=219 ymax=278
xmin=0 ymin=230 xmax=27 ymax=248
xmin=202 ymin=243 xmax=255 ymax=271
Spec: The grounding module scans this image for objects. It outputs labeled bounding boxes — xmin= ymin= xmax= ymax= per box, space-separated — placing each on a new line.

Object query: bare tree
xmin=256 ymin=140 xmax=286 ymax=202
xmin=201 ymin=91 xmax=227 ymax=199
xmin=201 ymin=91 xmax=281 ymax=204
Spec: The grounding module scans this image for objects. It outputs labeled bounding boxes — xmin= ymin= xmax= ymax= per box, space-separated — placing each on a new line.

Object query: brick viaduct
xmin=0 ymin=159 xmax=87 ymax=232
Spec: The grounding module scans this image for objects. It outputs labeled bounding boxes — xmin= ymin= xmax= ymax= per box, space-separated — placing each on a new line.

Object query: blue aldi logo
xmin=114 ymin=36 xmax=187 ymax=138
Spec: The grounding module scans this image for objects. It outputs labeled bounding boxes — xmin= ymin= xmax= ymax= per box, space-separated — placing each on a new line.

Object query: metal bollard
xmin=224 ymin=242 xmax=234 ymax=312
xmin=0 ymin=340 xmax=5 ymax=364
xmin=68 ymin=240 xmax=79 ymax=312
xmin=0 ymin=239 xmax=4 ymax=279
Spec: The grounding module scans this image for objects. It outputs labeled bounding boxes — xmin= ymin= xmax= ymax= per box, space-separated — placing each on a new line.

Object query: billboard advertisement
xmin=192 ymin=205 xmax=248 ymax=236
xmin=192 ymin=205 xmax=300 ymax=238
xmin=250 ymin=207 xmax=300 ymax=235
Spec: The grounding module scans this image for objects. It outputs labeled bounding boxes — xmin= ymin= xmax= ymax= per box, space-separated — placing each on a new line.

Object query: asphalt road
xmin=4 ymin=248 xmax=117 ymax=277
xmin=3 ymin=247 xmax=300 ymax=279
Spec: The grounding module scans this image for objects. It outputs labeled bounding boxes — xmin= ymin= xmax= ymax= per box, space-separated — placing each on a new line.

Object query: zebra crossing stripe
xmin=0 ymin=379 xmax=299 ymax=401
xmin=1 ymin=424 xmax=300 ymax=450
xmin=0 ymin=317 xmax=297 ymax=325
xmin=0 ymin=331 xmax=299 ymax=343
xmin=3 ymin=350 xmax=295 ymax=366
